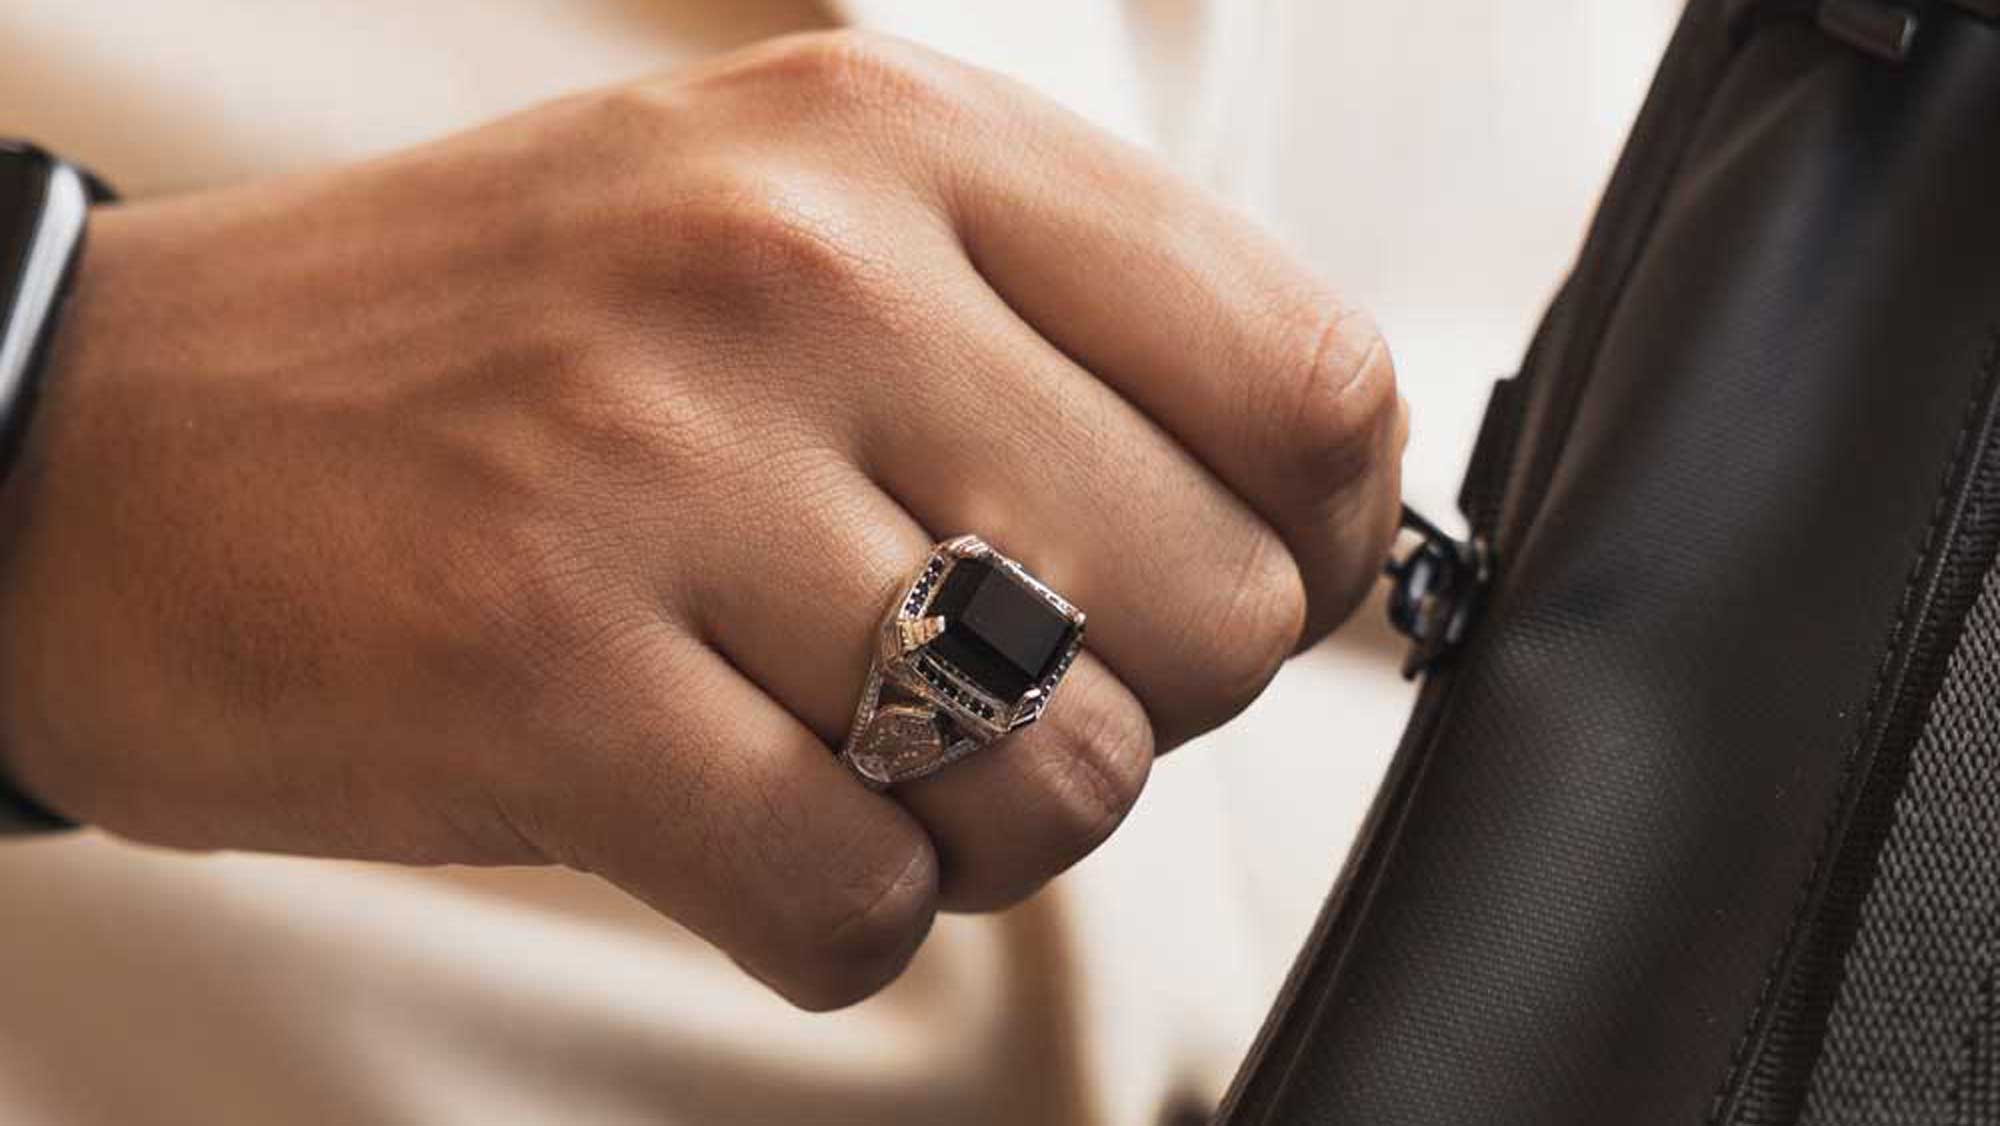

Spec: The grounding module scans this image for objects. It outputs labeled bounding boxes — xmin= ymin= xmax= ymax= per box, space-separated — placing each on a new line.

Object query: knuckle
xmin=703 ymin=29 xmax=982 ymax=148
xmin=1275 ymin=302 xmax=1400 ymax=492
xmin=785 ymin=842 xmax=939 ymax=1012
xmin=1197 ymin=534 xmax=1308 ymax=725
xmin=1035 ymin=673 xmax=1154 ymax=861
xmin=576 ymin=82 xmax=686 ymax=149
xmin=751 ymin=29 xmax=958 ymax=115
xmin=541 ymin=344 xmax=713 ymax=476
xmin=651 ymin=175 xmax=890 ymax=308
xmin=558 ymin=84 xmax=704 ymax=192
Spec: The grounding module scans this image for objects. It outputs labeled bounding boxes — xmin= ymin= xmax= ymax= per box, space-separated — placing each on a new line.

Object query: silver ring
xmin=839 ymin=535 xmax=1086 ymax=787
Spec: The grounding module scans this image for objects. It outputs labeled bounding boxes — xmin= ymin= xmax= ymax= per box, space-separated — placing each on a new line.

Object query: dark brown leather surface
xmin=1223 ymin=4 xmax=2000 ymax=1122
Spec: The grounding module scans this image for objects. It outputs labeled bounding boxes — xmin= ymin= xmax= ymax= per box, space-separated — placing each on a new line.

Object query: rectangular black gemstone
xmin=926 ymin=556 xmax=1076 ymax=701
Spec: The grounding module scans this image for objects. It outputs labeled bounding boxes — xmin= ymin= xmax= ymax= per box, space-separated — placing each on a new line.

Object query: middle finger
xmin=858 ymin=269 xmax=1308 ymax=751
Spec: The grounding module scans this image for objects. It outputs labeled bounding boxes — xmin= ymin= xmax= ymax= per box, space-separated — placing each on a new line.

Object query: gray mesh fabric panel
xmin=1802 ymin=561 xmax=2000 ymax=1124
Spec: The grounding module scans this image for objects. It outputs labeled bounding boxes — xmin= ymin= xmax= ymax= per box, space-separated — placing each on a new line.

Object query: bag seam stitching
xmin=1706 ymin=329 xmax=2000 ymax=1123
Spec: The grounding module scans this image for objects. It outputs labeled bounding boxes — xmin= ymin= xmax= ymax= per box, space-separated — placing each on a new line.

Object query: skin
xmin=0 ymin=31 xmax=1405 ymax=1011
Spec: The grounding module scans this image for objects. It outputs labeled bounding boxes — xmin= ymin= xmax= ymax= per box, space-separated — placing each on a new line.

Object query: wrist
xmin=0 ymin=143 xmax=117 ymax=833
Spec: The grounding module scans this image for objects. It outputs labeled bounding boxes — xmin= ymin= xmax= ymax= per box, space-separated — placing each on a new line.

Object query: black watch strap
xmin=0 ymin=142 xmax=115 ymax=835
xmin=0 ymin=772 xmax=71 ymax=832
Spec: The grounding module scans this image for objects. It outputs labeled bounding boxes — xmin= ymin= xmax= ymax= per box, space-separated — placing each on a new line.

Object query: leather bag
xmin=1222 ymin=2 xmax=2000 ymax=1122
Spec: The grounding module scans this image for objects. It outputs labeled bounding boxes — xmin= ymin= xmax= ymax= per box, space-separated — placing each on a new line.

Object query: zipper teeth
xmin=1721 ymin=332 xmax=2000 ymax=1121
xmin=1487 ymin=2 xmax=1988 ymax=1115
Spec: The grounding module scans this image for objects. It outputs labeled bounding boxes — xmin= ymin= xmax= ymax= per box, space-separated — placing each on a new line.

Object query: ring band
xmin=840 ymin=535 xmax=1086 ymax=786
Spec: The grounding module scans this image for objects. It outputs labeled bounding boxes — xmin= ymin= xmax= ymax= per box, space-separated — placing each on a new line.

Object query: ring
xmin=840 ymin=535 xmax=1087 ymax=787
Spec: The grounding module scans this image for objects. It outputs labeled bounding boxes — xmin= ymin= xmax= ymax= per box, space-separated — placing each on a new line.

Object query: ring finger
xmin=682 ymin=451 xmax=1154 ymax=911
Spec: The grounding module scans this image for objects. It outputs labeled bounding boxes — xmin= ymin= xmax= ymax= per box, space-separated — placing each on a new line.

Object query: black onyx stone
xmin=927 ymin=556 xmax=1077 ymax=701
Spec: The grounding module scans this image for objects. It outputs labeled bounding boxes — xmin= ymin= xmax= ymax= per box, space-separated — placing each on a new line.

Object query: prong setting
xmin=845 ymin=535 xmax=1086 ymax=785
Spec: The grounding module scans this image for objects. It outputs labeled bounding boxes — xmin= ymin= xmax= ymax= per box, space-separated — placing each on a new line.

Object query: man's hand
xmin=0 ymin=32 xmax=1404 ymax=1009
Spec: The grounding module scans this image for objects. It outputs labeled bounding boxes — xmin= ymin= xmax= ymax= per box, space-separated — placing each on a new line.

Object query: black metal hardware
xmin=1384 ymin=505 xmax=1493 ymax=680
xmin=1818 ymin=0 xmax=1922 ymax=60
xmin=1734 ymin=0 xmax=1998 ymax=61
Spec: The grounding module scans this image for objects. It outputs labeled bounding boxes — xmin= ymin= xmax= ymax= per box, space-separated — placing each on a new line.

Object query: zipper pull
xmin=1385 ymin=505 xmax=1493 ymax=680
xmin=1390 ymin=370 xmax=1513 ymax=681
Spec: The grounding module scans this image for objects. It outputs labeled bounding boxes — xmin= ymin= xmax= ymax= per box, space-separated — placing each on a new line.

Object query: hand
xmin=0 ymin=31 xmax=1404 ymax=1008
